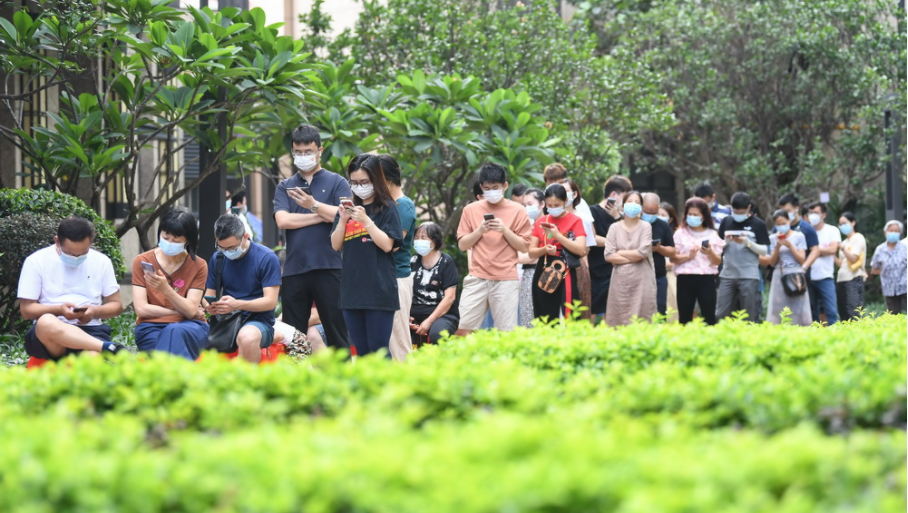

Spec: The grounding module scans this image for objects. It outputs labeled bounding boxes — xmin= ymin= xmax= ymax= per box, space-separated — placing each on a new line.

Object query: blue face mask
xmin=776 ymin=224 xmax=790 ymax=235
xmin=686 ymin=215 xmax=703 ymax=228
xmin=732 ymin=213 xmax=749 ymax=223
xmin=59 ymin=250 xmax=88 ymax=268
xmin=886 ymin=232 xmax=901 ymax=244
xmin=657 ymin=216 xmax=670 ymax=224
xmin=159 ymin=237 xmax=186 ymax=257
xmin=839 ymin=223 xmax=852 ymax=236
xmin=525 ymin=205 xmax=540 ymax=220
xmin=413 ymin=240 xmax=433 ymax=256
xmin=642 ymin=213 xmax=658 ymax=224
xmin=221 ymin=239 xmax=247 ymax=261
xmin=547 ymin=207 xmax=565 ymax=218
xmin=624 ymin=202 xmax=642 ymax=218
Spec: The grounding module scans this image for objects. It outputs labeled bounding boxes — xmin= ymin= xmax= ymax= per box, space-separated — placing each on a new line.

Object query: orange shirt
xmin=132 ymin=250 xmax=208 ymax=324
xmin=457 ymin=199 xmax=532 ymax=280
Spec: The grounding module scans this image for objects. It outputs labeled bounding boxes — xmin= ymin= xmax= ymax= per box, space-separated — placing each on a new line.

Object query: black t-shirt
xmin=588 ymin=204 xmax=619 ymax=279
xmin=650 ymin=219 xmax=676 ymax=278
xmin=409 ymin=252 xmax=460 ymax=320
xmin=333 ymin=202 xmax=403 ymax=310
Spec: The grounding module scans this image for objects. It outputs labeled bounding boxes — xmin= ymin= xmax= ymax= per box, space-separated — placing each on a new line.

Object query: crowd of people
xmin=16 ymin=124 xmax=908 ymax=364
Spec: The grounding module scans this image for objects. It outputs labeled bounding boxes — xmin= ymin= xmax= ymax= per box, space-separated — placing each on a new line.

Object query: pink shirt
xmin=673 ymin=227 xmax=726 ymax=276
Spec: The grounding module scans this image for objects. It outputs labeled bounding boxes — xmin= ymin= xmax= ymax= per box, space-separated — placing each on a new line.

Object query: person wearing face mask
xmin=604 ymin=191 xmax=657 ymax=326
xmin=715 ymin=192 xmax=770 ymax=322
xmin=695 ymin=183 xmax=732 ymax=226
xmin=658 ymin=201 xmax=681 ymax=322
xmin=589 ymin=175 xmax=633 ymax=322
xmin=331 ymin=155 xmax=403 ymax=357
xmin=833 ymin=212 xmax=866 ymax=321
xmin=274 ymin=124 xmax=352 ymax=352
xmin=132 ymin=208 xmax=210 ymax=360
xmin=870 ymin=220 xmax=908 ymax=314
xmin=204 ymin=214 xmax=282 ymax=363
xmin=230 ymin=191 xmax=262 ymax=244
xmin=528 ymin=184 xmax=587 ymax=322
xmin=671 ymin=197 xmax=726 ymax=325
xmin=559 ymin=179 xmax=595 ymax=320
xmin=760 ymin=210 xmax=811 ymax=326
xmin=641 ymin=193 xmax=677 ymax=317
xmin=408 ymin=222 xmax=460 ymax=345
xmin=803 ymin=201 xmax=841 ymax=325
xmin=17 ymin=217 xmax=126 ymax=362
xmin=455 ymin=163 xmax=532 ymax=335
xmin=517 ymin=188 xmax=546 ymax=328
xmin=778 ymin=193 xmax=820 ymax=275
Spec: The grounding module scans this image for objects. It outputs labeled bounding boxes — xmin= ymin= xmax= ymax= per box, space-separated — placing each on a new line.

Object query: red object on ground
xmin=26 ymin=343 xmax=288 ymax=370
xmin=27 ymin=357 xmax=48 ymax=369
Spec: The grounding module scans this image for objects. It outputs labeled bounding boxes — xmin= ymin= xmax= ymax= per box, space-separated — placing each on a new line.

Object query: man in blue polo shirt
xmin=274 ymin=124 xmax=352 ymax=350
xmin=695 ymin=183 xmax=732 ymax=226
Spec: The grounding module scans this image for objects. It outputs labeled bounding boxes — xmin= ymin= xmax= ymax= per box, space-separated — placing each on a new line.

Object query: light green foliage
xmin=0 ymin=316 xmax=904 ymax=510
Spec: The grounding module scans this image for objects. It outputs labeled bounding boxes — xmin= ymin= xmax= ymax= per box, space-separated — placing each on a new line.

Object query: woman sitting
xmin=409 ymin=222 xmax=460 ymax=346
xmin=132 ymin=208 xmax=209 ymax=360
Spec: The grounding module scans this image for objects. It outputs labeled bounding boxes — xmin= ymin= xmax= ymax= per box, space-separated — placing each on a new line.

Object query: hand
xmin=688 ymin=245 xmax=701 ymax=259
xmin=338 ymin=204 xmax=352 ymax=223
xmin=59 ymin=302 xmax=81 ymax=321
xmin=287 ymin=187 xmax=315 ymax=210
xmin=544 ymin=244 xmax=558 ymax=256
xmin=604 ymin=200 xmax=621 ymax=219
xmin=75 ymin=306 xmax=95 ymax=325
xmin=145 ymin=269 xmax=170 ymax=294
xmin=541 ymin=223 xmax=558 ymax=238
xmin=730 ymin=235 xmax=745 ymax=245
xmin=780 ymin=238 xmax=792 ymax=249
xmin=416 ymin=319 xmax=433 ymax=336
xmin=701 ymin=244 xmax=712 ymax=256
xmin=211 ymin=295 xmax=240 ymax=315
xmin=350 ymin=206 xmax=371 ymax=225
xmin=487 ymin=219 xmax=506 ymax=233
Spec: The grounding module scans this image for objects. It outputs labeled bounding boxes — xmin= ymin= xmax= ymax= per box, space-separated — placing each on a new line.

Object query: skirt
xmin=767 ymin=267 xmax=812 ymax=326
xmin=836 ymin=277 xmax=864 ymax=321
xmin=518 ymin=265 xmax=536 ymax=328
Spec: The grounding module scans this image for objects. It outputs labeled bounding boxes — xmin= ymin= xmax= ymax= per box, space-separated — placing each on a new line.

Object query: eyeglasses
xmin=291 ymin=150 xmax=318 ymax=157
xmin=349 ymin=180 xmax=372 ymax=187
xmin=215 ymin=240 xmax=243 ymax=252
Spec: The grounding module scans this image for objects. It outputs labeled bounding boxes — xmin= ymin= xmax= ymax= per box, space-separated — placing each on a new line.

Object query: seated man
xmin=204 ymin=214 xmax=281 ymax=363
xmin=18 ymin=216 xmax=126 ymax=360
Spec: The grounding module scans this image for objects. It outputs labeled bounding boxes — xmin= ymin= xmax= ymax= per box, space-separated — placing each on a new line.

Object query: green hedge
xmin=0 ymin=316 xmax=904 ymax=511
xmin=0 ymin=188 xmax=126 ymax=333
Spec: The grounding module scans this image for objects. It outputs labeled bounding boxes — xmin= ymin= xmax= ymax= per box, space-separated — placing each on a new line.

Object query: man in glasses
xmin=273 ymin=124 xmax=352 ymax=351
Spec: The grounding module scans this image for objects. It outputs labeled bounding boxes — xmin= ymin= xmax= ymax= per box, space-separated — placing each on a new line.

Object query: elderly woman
xmin=870 ymin=220 xmax=907 ymax=314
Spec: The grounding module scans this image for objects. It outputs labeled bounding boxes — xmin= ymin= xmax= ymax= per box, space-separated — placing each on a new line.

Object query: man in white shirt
xmin=806 ymin=202 xmax=841 ymax=325
xmin=17 ymin=217 xmax=125 ymax=360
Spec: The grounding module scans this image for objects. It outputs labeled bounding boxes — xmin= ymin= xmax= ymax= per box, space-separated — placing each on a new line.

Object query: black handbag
xmin=563 ymin=249 xmax=582 ymax=269
xmin=206 ymin=253 xmax=248 ymax=353
xmin=781 ymin=272 xmax=808 ymax=297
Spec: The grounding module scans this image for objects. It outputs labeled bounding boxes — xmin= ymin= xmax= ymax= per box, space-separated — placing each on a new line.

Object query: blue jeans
xmin=343 ymin=309 xmax=395 ymax=358
xmin=135 ymin=320 xmax=210 ymax=360
xmin=656 ymin=276 xmax=668 ymax=316
xmin=809 ymin=278 xmax=839 ymax=325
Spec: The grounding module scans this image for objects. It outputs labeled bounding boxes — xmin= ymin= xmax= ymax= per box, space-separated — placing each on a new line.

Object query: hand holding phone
xmin=653 ymin=238 xmax=661 ymax=246
xmin=340 ymin=197 xmax=355 ymax=211
xmin=298 ymin=185 xmax=311 ymax=195
xmin=140 ymin=262 xmax=154 ymax=274
xmin=72 ymin=307 xmax=88 ymax=313
xmin=483 ymin=213 xmax=495 ymax=222
xmin=701 ymin=239 xmax=710 ymax=250
xmin=204 ymin=295 xmax=218 ymax=304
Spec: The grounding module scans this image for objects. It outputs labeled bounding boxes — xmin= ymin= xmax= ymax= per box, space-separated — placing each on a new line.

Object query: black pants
xmin=676 ymin=274 xmax=718 ymax=325
xmin=282 ymin=270 xmax=350 ymax=350
xmin=532 ymin=259 xmax=578 ymax=322
xmin=410 ymin=313 xmax=459 ymax=347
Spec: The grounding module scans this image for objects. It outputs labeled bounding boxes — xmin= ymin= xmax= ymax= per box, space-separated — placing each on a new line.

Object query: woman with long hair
xmin=559 ymin=179 xmax=595 ymax=320
xmin=331 ymin=154 xmax=403 ymax=357
xmin=132 ymin=208 xmax=210 ymax=360
xmin=670 ymin=197 xmax=725 ymax=325
xmin=834 ymin=211 xmax=867 ymax=321
xmin=604 ymin=191 xmax=657 ymax=326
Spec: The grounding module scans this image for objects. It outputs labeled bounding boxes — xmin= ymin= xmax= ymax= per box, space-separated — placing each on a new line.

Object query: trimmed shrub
xmin=0 ymin=188 xmax=125 ymax=333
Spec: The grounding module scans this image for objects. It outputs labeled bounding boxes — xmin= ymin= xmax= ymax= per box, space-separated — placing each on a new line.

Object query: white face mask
xmin=808 ymin=213 xmax=822 ymax=226
xmin=484 ymin=190 xmax=504 ymax=204
xmin=352 ymin=184 xmax=375 ymax=200
xmin=525 ymin=205 xmax=540 ymax=220
xmin=566 ymin=192 xmax=575 ymax=204
xmin=293 ymin=153 xmax=318 ymax=172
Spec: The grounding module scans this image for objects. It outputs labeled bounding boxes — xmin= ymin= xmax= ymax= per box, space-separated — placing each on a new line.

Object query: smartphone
xmin=140 ymin=262 xmax=154 ymax=274
xmin=72 ymin=307 xmax=88 ymax=313
xmin=230 ymin=206 xmax=241 ymax=215
xmin=298 ymin=185 xmax=311 ymax=195
xmin=607 ymin=198 xmax=617 ymax=205
xmin=701 ymin=240 xmax=710 ymax=249
xmin=541 ymin=222 xmax=556 ymax=230
xmin=483 ymin=213 xmax=495 ymax=222
xmin=653 ymin=238 xmax=661 ymax=246
xmin=340 ymin=197 xmax=354 ymax=211
xmin=204 ymin=295 xmax=218 ymax=304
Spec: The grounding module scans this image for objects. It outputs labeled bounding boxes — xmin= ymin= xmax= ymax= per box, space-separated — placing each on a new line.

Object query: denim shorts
xmin=244 ymin=320 xmax=275 ymax=348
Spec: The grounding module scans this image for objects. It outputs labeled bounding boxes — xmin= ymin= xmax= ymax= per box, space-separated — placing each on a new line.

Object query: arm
xmin=132 ymin=286 xmax=180 ymax=319
xmin=19 ymin=299 xmax=79 ymax=321
xmin=458 ymin=223 xmax=487 ymax=251
xmin=653 ymin=245 xmax=676 ymax=259
xmin=502 ymin=224 xmax=529 ymax=253
xmin=517 ymin=251 xmax=538 ymax=265
xmin=841 ymin=245 xmax=860 ymax=264
xmin=350 ymin=206 xmax=396 ymax=253
xmin=606 ymin=253 xmax=633 ymax=265
xmin=142 ymin=270 xmax=205 ymax=320
xmin=551 ymin=231 xmax=587 ymax=256
xmin=274 ymin=211 xmax=328 ymax=230
xmin=527 ymin=236 xmax=548 ymax=259
xmin=422 ymin=286 xmax=457 ymax=327
xmin=818 ymin=242 xmax=839 ymax=257
xmin=82 ymin=291 xmax=123 ymax=322
xmin=801 ymin=245 xmax=820 ymax=269
xmin=616 ymin=250 xmax=645 ymax=262
xmin=331 ymin=209 xmax=351 ymax=251
xmin=595 ymin=234 xmax=607 ymax=247
xmin=745 ymin=239 xmax=768 ymax=256
xmin=215 ymin=285 xmax=280 ymax=314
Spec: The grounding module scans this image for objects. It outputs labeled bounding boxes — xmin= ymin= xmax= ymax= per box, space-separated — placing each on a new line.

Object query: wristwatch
xmin=311 ymin=201 xmax=320 ymax=213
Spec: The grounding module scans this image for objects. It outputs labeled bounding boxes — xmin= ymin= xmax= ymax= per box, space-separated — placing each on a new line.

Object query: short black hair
xmin=543 ymin=184 xmax=568 ymax=215
xmin=472 ymin=180 xmax=484 ymax=200
xmin=379 ymin=154 xmax=402 ymax=186
xmin=800 ymin=205 xmax=810 ymax=217
xmin=511 ymin=183 xmax=529 ymax=198
xmin=603 ymin=175 xmax=632 ymax=199
xmin=415 ymin=222 xmax=444 ymax=251
xmin=694 ymin=183 xmax=715 ymax=199
xmin=525 ymin=188 xmax=545 ymax=205
xmin=57 ymin=217 xmax=95 ymax=243
xmin=231 ymin=191 xmax=246 ymax=207
xmin=215 ymin=214 xmax=246 ymax=242
xmin=807 ymin=201 xmax=827 ymax=214
xmin=158 ymin=207 xmax=199 ymax=260
xmin=771 ymin=209 xmax=790 ymax=222
xmin=291 ymin=124 xmax=321 ymax=148
xmin=730 ymin=192 xmax=750 ymax=210
xmin=478 ymin=162 xmax=507 ymax=185
xmin=778 ymin=193 xmax=799 ymax=207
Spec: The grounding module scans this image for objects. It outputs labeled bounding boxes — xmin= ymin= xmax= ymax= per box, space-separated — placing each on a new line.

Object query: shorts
xmin=244 ymin=320 xmax=275 ymax=348
xmin=24 ymin=323 xmax=112 ymax=361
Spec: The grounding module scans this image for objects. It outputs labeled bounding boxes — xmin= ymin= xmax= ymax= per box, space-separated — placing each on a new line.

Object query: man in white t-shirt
xmin=806 ymin=202 xmax=841 ymax=325
xmin=17 ymin=217 xmax=125 ymax=360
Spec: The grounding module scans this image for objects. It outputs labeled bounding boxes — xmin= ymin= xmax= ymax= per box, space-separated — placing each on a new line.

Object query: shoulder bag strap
xmin=214 ymin=252 xmax=226 ymax=299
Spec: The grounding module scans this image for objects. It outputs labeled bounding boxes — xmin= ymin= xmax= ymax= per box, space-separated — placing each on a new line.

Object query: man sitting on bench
xmin=18 ymin=216 xmax=126 ymax=361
